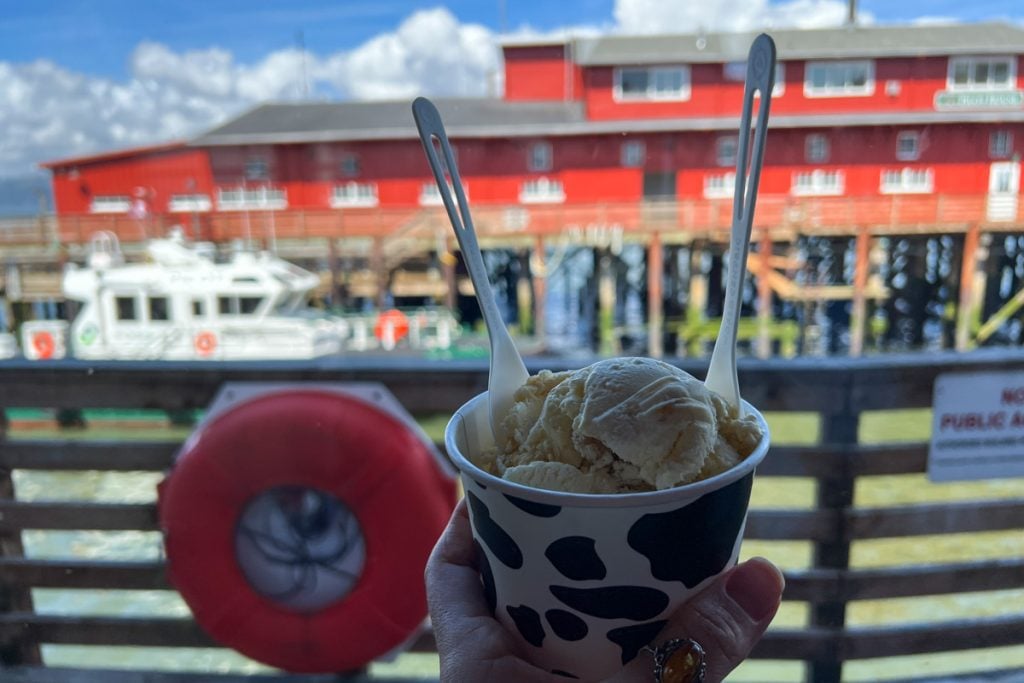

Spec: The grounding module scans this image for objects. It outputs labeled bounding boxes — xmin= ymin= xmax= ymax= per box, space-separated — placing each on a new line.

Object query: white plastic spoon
xmin=704 ymin=34 xmax=777 ymax=413
xmin=412 ymin=97 xmax=530 ymax=445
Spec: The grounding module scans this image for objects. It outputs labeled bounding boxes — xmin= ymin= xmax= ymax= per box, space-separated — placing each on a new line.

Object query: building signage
xmin=934 ymin=90 xmax=1024 ymax=110
xmin=929 ymin=371 xmax=1024 ymax=481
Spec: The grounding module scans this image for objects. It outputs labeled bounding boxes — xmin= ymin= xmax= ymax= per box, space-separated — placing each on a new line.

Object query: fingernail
xmin=725 ymin=557 xmax=785 ymax=620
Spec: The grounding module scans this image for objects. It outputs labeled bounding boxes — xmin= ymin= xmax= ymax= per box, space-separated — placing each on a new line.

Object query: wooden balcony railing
xmin=2 ymin=194 xmax=1020 ymax=250
xmin=0 ymin=352 xmax=1023 ymax=682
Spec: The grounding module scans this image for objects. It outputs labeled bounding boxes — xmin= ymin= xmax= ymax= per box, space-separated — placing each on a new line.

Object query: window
xmin=331 ymin=182 xmax=379 ymax=208
xmin=896 ymin=131 xmax=920 ymax=161
xmin=804 ymin=60 xmax=874 ymax=97
xmin=806 ymin=134 xmax=830 ymax=163
xmin=527 ymin=142 xmax=552 ymax=172
xmin=217 ymin=186 xmax=287 ymax=210
xmin=642 ymin=171 xmax=676 ymax=200
xmin=704 ymin=172 xmax=736 ymax=199
xmin=89 ymin=195 xmax=131 ymax=213
xmin=192 ymin=299 xmax=205 ymax=318
xmin=168 ymin=194 xmax=211 ymax=212
xmin=716 ymin=136 xmax=738 ymax=167
xmin=990 ymin=131 xmax=1014 ymax=159
xmin=245 ymin=157 xmax=269 ymax=180
xmin=614 ymin=66 xmax=690 ymax=101
xmin=948 ymin=56 xmax=1015 ymax=91
xmin=115 ymin=296 xmax=136 ymax=321
xmin=420 ymin=181 xmax=466 ymax=206
xmin=792 ymin=169 xmax=844 ymax=196
xmin=880 ymin=168 xmax=934 ymax=194
xmin=239 ymin=297 xmax=263 ymax=315
xmin=621 ymin=140 xmax=646 ymax=167
xmin=148 ymin=296 xmax=169 ymax=322
xmin=724 ymin=62 xmax=785 ymax=97
xmin=218 ymin=296 xmax=231 ymax=315
xmin=520 ymin=177 xmax=565 ymax=203
xmin=216 ymin=296 xmax=263 ymax=316
xmin=340 ymin=154 xmax=360 ymax=177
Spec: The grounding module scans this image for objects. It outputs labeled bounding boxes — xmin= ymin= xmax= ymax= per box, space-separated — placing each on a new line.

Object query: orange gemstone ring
xmin=645 ymin=637 xmax=707 ymax=683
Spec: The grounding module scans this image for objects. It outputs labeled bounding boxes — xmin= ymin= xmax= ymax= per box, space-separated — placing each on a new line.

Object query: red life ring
xmin=374 ymin=309 xmax=409 ymax=345
xmin=194 ymin=331 xmax=217 ymax=356
xmin=157 ymin=390 xmax=456 ymax=673
xmin=31 ymin=331 xmax=55 ymax=360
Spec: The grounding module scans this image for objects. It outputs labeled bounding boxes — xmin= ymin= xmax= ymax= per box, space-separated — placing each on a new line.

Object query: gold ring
xmin=644 ymin=637 xmax=706 ymax=683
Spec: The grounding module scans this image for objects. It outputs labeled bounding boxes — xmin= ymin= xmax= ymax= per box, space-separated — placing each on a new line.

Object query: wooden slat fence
xmin=0 ymin=351 xmax=1023 ymax=682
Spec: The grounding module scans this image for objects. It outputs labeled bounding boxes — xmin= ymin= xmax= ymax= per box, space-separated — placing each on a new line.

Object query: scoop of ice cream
xmin=474 ymin=357 xmax=763 ymax=494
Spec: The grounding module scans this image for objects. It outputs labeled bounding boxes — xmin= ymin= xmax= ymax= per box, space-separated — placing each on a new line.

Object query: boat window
xmin=192 ymin=299 xmax=205 ymax=318
xmin=148 ymin=296 xmax=169 ymax=322
xmin=115 ymin=296 xmax=136 ymax=321
xmin=239 ymin=296 xmax=263 ymax=314
xmin=232 ymin=277 xmax=259 ymax=284
xmin=218 ymin=296 xmax=232 ymax=315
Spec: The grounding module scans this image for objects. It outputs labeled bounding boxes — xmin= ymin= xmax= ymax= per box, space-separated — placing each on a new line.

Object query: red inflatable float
xmin=31 ymin=331 xmax=55 ymax=359
xmin=158 ymin=389 xmax=457 ymax=673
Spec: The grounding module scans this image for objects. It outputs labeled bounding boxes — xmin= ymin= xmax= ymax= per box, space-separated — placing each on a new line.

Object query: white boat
xmin=23 ymin=230 xmax=350 ymax=361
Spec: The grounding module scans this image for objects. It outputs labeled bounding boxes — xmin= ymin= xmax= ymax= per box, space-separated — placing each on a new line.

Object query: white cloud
xmin=613 ymin=0 xmax=857 ymax=34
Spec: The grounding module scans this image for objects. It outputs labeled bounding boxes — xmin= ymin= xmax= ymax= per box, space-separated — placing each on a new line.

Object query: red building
xmin=41 ymin=22 xmax=1024 ymax=245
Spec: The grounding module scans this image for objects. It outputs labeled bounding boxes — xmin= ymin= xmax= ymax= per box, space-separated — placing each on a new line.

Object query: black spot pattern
xmin=627 ymin=473 xmax=753 ymax=588
xmin=549 ymin=585 xmax=669 ymax=621
xmin=545 ymin=609 xmax=588 ymax=641
xmin=606 ymin=620 xmax=667 ymax=665
xmin=467 ymin=491 xmax=523 ymax=569
xmin=545 ymin=536 xmax=606 ymax=581
xmin=551 ymin=670 xmax=579 ymax=678
xmin=504 ymin=494 xmax=562 ymax=517
xmin=507 ymin=604 xmax=545 ymax=647
xmin=473 ymin=539 xmax=497 ymax=615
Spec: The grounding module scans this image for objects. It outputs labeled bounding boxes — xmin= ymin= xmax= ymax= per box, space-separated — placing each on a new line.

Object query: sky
xmin=0 ymin=0 xmax=1022 ymax=179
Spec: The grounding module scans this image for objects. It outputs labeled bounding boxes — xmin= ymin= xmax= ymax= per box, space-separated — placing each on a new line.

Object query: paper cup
xmin=444 ymin=392 xmax=770 ymax=682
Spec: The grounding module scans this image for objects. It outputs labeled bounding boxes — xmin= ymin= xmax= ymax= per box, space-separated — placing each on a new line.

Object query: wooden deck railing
xmin=0 ymin=352 xmax=1023 ymax=682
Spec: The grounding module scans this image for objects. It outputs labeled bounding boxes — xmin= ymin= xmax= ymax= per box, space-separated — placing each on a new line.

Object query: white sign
xmin=929 ymin=371 xmax=1024 ymax=481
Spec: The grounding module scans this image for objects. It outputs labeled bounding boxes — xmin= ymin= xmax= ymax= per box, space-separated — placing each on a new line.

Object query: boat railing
xmin=0 ymin=352 xmax=1022 ymax=682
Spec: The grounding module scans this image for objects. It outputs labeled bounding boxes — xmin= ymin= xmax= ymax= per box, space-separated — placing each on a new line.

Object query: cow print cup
xmin=444 ymin=392 xmax=770 ymax=682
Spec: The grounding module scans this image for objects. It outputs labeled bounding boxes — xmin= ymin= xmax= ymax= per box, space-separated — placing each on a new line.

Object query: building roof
xmin=192 ymin=99 xmax=585 ymax=146
xmin=39 ymin=141 xmax=188 ymax=169
xmin=190 ymin=98 xmax=1024 ymax=147
xmin=572 ymin=22 xmax=1024 ymax=65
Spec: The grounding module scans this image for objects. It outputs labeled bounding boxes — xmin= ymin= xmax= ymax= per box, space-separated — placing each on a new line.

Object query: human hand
xmin=425 ymin=499 xmax=785 ymax=682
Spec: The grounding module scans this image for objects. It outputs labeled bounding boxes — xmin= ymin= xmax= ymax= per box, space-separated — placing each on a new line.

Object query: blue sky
xmin=3 ymin=0 xmax=1020 ymax=80
xmin=0 ymin=0 xmax=1021 ymax=179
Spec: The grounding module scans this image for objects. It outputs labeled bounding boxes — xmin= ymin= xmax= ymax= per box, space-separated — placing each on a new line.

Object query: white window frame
xmin=621 ymin=140 xmax=646 ymax=167
xmin=89 ymin=195 xmax=131 ymax=214
xmin=716 ymin=136 xmax=738 ymax=167
xmin=804 ymin=60 xmax=875 ymax=97
xmin=990 ymin=130 xmax=1014 ymax=159
xmin=703 ymin=172 xmax=736 ymax=199
xmin=217 ymin=186 xmax=287 ymax=211
xmin=420 ymin=181 xmax=466 ymax=206
xmin=527 ymin=141 xmax=553 ymax=172
xmin=791 ymin=169 xmax=845 ymax=196
xmin=519 ymin=177 xmax=565 ymax=204
xmin=947 ymin=56 xmax=1016 ymax=92
xmin=724 ymin=62 xmax=785 ymax=97
xmin=805 ymin=134 xmax=830 ymax=163
xmin=168 ymin=194 xmax=212 ymax=213
xmin=896 ymin=131 xmax=921 ymax=161
xmin=613 ymin=65 xmax=691 ymax=102
xmin=330 ymin=182 xmax=379 ymax=208
xmin=880 ymin=167 xmax=934 ymax=194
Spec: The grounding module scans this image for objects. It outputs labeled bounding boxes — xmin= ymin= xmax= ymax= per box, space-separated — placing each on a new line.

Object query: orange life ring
xmin=31 ymin=331 xmax=55 ymax=360
xmin=374 ymin=309 xmax=410 ymax=345
xmin=157 ymin=390 xmax=457 ymax=673
xmin=194 ymin=331 xmax=217 ymax=356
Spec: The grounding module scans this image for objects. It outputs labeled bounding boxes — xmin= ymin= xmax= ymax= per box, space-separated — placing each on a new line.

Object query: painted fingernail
xmin=725 ymin=557 xmax=785 ymax=620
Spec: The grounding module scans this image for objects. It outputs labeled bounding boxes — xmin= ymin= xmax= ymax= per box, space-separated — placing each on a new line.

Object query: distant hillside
xmin=0 ymin=175 xmax=53 ymax=217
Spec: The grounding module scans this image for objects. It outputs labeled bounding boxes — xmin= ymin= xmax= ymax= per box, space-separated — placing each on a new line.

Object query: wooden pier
xmin=0 ymin=352 xmax=1022 ymax=682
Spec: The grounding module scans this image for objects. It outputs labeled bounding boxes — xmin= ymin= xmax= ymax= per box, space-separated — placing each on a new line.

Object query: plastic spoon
xmin=412 ymin=97 xmax=530 ymax=445
xmin=704 ymin=34 xmax=777 ymax=413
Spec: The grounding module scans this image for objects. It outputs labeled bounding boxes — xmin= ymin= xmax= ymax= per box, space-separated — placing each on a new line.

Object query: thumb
xmin=614 ymin=557 xmax=785 ymax=683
